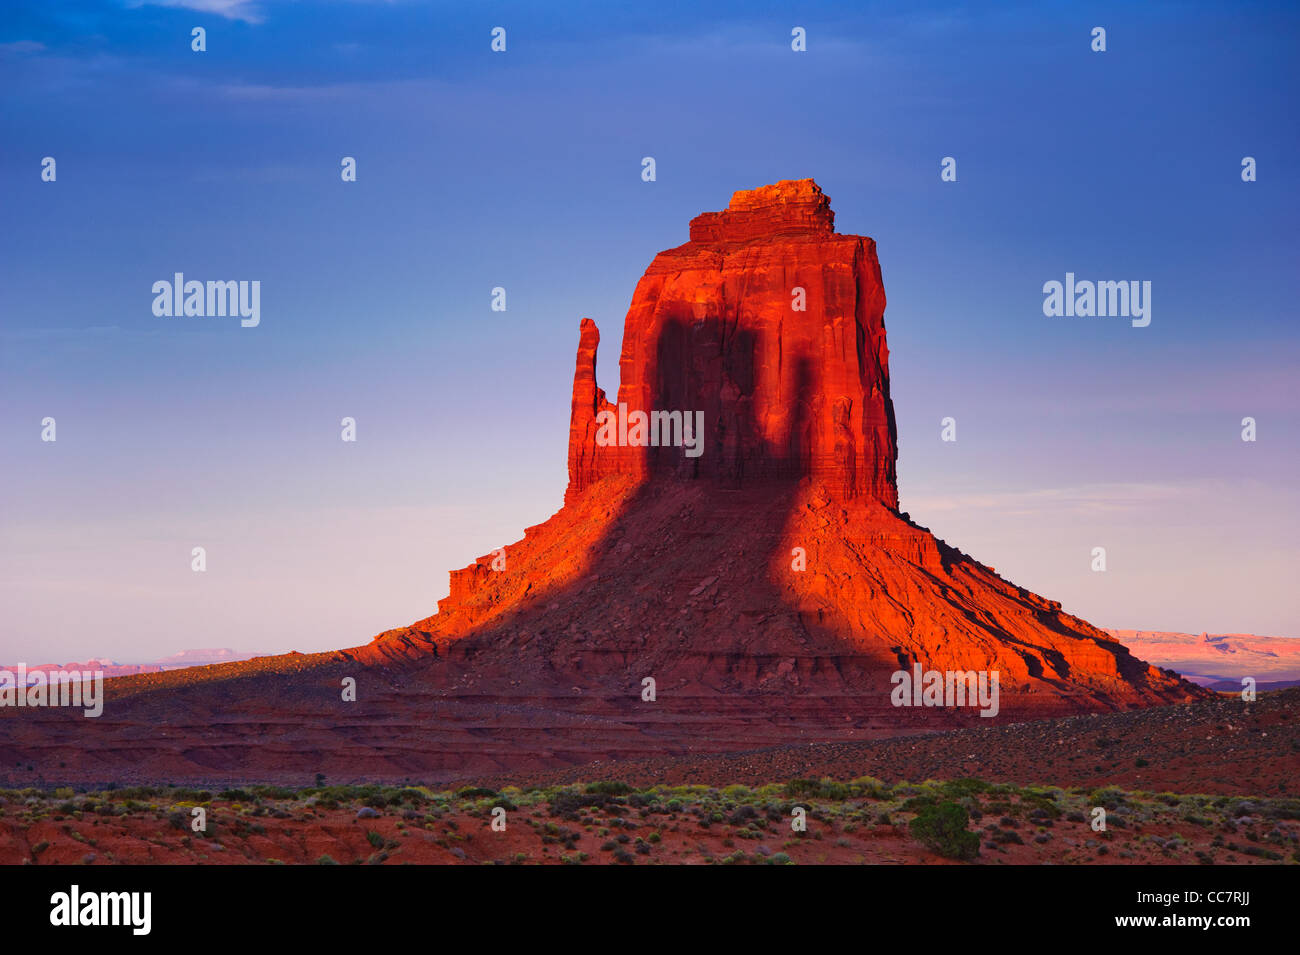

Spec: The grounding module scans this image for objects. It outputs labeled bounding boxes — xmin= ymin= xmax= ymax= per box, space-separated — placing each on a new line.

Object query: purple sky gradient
xmin=1 ymin=0 xmax=1296 ymax=662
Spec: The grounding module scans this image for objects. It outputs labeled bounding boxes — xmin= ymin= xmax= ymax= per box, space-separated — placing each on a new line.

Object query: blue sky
xmin=1 ymin=0 xmax=1297 ymax=662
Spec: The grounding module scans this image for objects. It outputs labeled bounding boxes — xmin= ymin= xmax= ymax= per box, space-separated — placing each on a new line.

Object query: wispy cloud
xmin=0 ymin=325 xmax=132 ymax=342
xmin=905 ymin=480 xmax=1235 ymax=517
xmin=0 ymin=40 xmax=46 ymax=55
xmin=215 ymin=80 xmax=369 ymax=102
xmin=127 ymin=0 xmax=265 ymax=25
xmin=210 ymin=75 xmax=441 ymax=103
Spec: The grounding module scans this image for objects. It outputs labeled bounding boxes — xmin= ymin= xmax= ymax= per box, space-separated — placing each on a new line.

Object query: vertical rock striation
xmin=566 ymin=179 xmax=897 ymax=507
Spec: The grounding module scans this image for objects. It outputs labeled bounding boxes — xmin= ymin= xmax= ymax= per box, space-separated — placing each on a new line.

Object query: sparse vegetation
xmin=0 ymin=777 xmax=1293 ymax=865
xmin=909 ymin=801 xmax=980 ymax=861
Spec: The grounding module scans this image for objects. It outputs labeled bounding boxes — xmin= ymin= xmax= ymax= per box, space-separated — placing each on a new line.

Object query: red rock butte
xmin=568 ymin=179 xmax=895 ymax=505
xmin=0 ymin=179 xmax=1207 ymax=786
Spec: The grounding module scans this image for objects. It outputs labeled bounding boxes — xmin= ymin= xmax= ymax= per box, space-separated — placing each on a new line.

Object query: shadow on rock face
xmin=0 ymin=180 xmax=1208 ymax=788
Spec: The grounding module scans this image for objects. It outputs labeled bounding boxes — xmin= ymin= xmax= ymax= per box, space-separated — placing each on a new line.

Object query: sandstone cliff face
xmin=567 ymin=179 xmax=897 ymax=507
xmin=372 ymin=179 xmax=1201 ymax=723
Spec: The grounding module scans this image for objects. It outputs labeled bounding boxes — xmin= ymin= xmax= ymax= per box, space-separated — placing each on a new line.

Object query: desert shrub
xmin=1266 ymin=799 xmax=1300 ymax=821
xmin=901 ymin=795 xmax=938 ymax=813
xmin=550 ymin=791 xmax=618 ymax=819
xmin=991 ymin=827 xmax=1024 ymax=845
xmin=849 ymin=776 xmax=891 ymax=799
xmin=1020 ymin=796 xmax=1062 ymax=820
xmin=910 ymin=801 xmax=980 ymax=861
xmin=250 ymin=786 xmax=295 ymax=801
xmin=113 ymin=786 xmax=164 ymax=800
xmin=783 ymin=778 xmax=850 ymax=801
xmin=170 ymin=789 xmax=211 ymax=803
xmin=728 ymin=805 xmax=759 ymax=826
xmin=941 ymin=778 xmax=990 ymax=798
xmin=1239 ymin=845 xmax=1282 ymax=861
xmin=585 ymin=781 xmax=632 ymax=796
xmin=1088 ymin=787 xmax=1127 ymax=810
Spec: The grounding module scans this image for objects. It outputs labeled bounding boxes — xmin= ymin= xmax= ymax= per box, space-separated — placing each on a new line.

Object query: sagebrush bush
xmin=910 ymin=800 xmax=980 ymax=861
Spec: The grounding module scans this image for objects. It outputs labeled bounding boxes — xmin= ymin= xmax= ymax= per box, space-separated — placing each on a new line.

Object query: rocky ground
xmin=3 ymin=689 xmax=1294 ymax=865
xmin=475 ymin=687 xmax=1299 ymax=798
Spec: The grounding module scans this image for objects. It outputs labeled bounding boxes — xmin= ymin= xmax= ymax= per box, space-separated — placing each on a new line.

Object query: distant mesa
xmin=4 ymin=649 xmax=264 ymax=683
xmin=1104 ymin=630 xmax=1300 ymax=686
xmin=153 ymin=648 xmax=262 ymax=667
